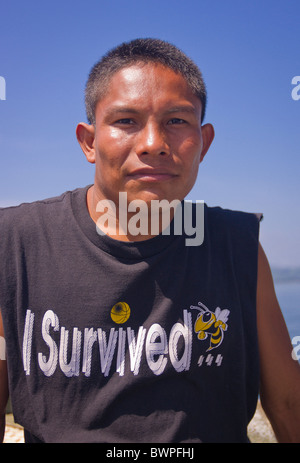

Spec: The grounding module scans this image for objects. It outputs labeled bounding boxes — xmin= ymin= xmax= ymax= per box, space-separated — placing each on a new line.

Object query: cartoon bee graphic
xmin=190 ymin=302 xmax=230 ymax=351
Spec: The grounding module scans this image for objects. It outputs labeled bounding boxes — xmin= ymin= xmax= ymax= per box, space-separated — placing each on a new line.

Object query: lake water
xmin=274 ymin=281 xmax=300 ymax=344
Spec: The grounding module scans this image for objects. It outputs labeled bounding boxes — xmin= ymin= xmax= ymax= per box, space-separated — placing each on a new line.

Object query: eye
xmin=202 ymin=312 xmax=212 ymax=323
xmin=168 ymin=118 xmax=187 ymax=125
xmin=114 ymin=118 xmax=135 ymax=125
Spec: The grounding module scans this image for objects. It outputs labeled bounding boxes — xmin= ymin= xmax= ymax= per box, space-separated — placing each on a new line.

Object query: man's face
xmin=82 ymin=63 xmax=213 ymax=206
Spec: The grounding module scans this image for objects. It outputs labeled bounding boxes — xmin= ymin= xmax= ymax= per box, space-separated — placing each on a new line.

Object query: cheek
xmin=97 ymin=126 xmax=132 ymax=148
xmin=95 ymin=131 xmax=132 ymax=166
xmin=176 ymin=134 xmax=202 ymax=161
xmin=177 ymin=140 xmax=202 ymax=179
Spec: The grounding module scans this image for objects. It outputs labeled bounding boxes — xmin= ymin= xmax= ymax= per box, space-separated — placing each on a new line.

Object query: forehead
xmin=95 ymin=63 xmax=202 ymax=116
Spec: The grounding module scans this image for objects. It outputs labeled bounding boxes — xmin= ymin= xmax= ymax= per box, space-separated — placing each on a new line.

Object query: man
xmin=0 ymin=38 xmax=300 ymax=443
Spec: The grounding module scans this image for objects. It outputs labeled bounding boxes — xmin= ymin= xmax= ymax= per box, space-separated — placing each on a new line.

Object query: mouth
xmin=127 ymin=168 xmax=178 ymax=182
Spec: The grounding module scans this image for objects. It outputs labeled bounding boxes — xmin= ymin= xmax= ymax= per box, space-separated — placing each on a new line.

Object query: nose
xmin=135 ymin=122 xmax=170 ymax=157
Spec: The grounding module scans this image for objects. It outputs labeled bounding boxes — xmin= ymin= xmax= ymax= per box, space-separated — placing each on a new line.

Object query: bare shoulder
xmin=256 ymin=242 xmax=299 ymax=381
xmin=256 ymin=243 xmax=300 ymax=440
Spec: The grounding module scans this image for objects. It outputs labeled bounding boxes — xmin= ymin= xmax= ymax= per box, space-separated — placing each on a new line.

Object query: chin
xmin=130 ymin=191 xmax=184 ymax=205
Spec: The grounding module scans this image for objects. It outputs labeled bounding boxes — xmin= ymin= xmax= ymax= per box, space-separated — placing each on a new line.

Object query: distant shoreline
xmin=271 ymin=267 xmax=300 ymax=284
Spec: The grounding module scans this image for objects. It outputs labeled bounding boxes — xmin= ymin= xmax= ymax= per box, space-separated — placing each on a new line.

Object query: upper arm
xmin=256 ymin=243 xmax=300 ymax=420
xmin=0 ymin=310 xmax=9 ymax=416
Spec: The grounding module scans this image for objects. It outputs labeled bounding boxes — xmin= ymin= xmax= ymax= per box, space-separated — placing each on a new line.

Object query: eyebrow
xmin=104 ymin=105 xmax=198 ymax=118
xmin=164 ymin=105 xmax=198 ymax=115
xmin=104 ymin=106 xmax=140 ymax=118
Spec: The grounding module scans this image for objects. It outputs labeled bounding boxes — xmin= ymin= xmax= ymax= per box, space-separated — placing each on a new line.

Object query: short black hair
xmin=85 ymin=38 xmax=207 ymax=125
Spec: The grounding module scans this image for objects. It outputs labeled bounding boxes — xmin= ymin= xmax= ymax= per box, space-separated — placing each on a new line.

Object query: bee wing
xmin=215 ymin=308 xmax=230 ymax=324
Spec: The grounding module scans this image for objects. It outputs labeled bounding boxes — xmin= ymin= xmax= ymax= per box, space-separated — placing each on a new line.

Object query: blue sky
xmin=0 ymin=0 xmax=299 ymax=267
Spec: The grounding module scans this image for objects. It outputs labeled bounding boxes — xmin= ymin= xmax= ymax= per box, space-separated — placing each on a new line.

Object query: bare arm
xmin=257 ymin=243 xmax=300 ymax=442
xmin=0 ymin=311 xmax=9 ymax=443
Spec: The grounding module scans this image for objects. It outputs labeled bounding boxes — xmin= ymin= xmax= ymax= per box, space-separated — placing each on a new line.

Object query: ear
xmin=199 ymin=123 xmax=215 ymax=163
xmin=76 ymin=122 xmax=96 ymax=164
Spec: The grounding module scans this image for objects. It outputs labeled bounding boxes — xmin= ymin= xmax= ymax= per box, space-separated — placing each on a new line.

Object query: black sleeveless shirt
xmin=0 ymin=186 xmax=261 ymax=442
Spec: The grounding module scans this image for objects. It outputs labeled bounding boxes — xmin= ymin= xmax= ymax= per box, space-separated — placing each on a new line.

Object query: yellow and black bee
xmin=190 ymin=302 xmax=230 ymax=351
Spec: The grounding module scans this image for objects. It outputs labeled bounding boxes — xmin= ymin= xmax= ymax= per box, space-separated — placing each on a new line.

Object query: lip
xmin=127 ymin=168 xmax=178 ymax=182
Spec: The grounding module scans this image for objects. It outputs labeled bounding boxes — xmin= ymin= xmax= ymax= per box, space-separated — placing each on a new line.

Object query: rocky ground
xmin=247 ymin=401 xmax=277 ymax=443
xmin=3 ymin=415 xmax=24 ymax=443
xmin=3 ymin=401 xmax=277 ymax=443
